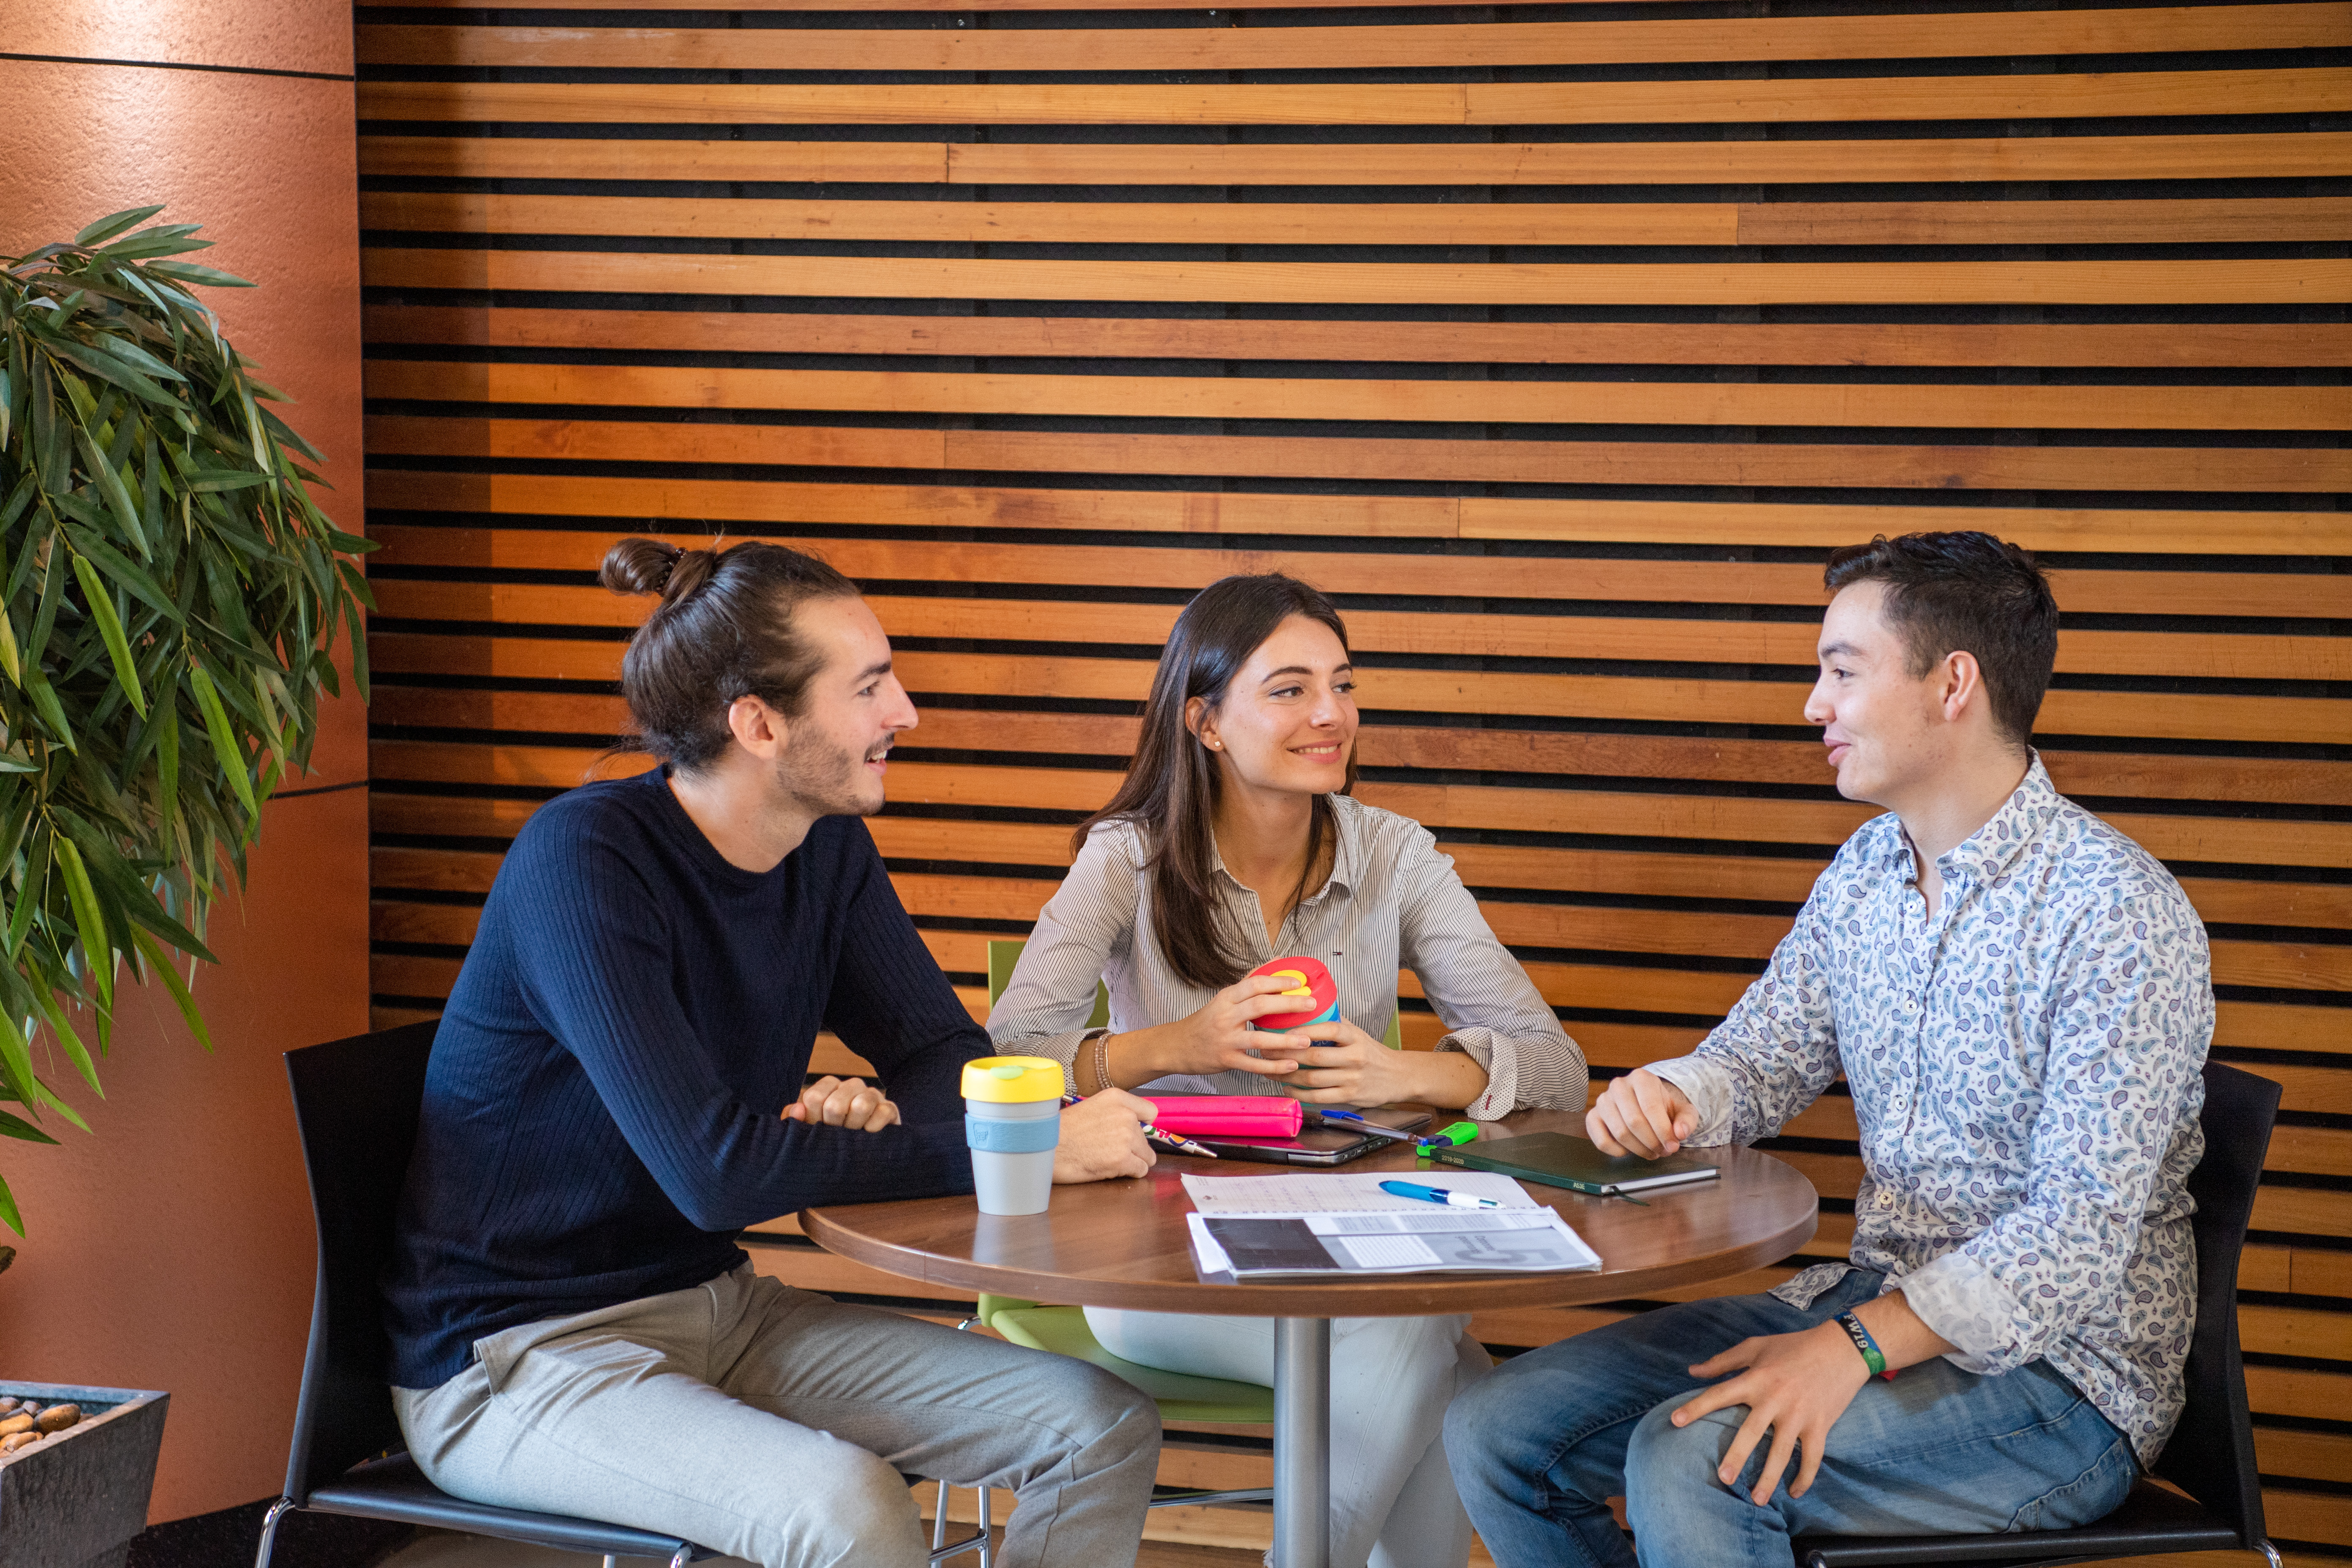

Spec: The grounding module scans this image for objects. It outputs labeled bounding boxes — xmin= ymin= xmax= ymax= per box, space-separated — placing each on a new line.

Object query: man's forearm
xmin=1848 ymin=1289 xmax=1956 ymax=1372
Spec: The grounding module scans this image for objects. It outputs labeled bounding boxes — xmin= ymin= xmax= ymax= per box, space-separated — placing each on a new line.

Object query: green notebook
xmin=1426 ymin=1131 xmax=1720 ymax=1199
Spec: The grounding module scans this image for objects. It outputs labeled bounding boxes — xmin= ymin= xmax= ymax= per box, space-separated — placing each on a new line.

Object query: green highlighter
xmin=1415 ymin=1120 xmax=1479 ymax=1154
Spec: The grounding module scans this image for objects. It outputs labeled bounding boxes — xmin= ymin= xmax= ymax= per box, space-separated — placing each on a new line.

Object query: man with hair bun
xmin=384 ymin=538 xmax=1164 ymax=1568
xmin=1445 ymin=531 xmax=2213 ymax=1567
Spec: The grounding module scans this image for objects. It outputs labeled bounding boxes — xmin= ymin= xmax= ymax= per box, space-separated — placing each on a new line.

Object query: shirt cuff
xmin=1642 ymin=1056 xmax=1736 ymax=1146
xmin=1894 ymin=1250 xmax=2031 ymax=1373
xmin=1434 ymin=1030 xmax=1511 ymax=1120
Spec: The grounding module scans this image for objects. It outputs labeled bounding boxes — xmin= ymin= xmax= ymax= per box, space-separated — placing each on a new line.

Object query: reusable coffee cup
xmin=1249 ymin=956 xmax=1341 ymax=1033
xmin=962 ymin=1056 xmax=1065 ymax=1217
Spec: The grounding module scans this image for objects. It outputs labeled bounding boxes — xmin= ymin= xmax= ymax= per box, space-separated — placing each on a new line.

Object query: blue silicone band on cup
xmin=966 ymin=1113 xmax=1061 ymax=1154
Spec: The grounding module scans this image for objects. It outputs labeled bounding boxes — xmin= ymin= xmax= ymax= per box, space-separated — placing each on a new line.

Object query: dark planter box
xmin=0 ymin=1383 xmax=167 ymax=1568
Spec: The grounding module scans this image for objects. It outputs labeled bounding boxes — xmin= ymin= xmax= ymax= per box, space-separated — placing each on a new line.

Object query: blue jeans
xmin=1442 ymin=1270 xmax=2138 ymax=1568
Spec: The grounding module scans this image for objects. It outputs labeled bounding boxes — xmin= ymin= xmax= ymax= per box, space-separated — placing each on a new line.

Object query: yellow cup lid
xmin=961 ymin=1056 xmax=1067 ymax=1103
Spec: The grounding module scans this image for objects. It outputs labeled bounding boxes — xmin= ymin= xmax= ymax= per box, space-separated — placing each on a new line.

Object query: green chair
xmin=951 ymin=940 xmax=1277 ymax=1527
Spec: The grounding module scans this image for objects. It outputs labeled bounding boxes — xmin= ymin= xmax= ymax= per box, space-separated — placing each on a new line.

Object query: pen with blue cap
xmin=1307 ymin=1108 xmax=1421 ymax=1144
xmin=1379 ymin=1179 xmax=1505 ymax=1211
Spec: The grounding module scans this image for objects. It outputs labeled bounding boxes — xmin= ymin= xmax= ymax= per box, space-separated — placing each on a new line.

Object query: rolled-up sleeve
xmin=986 ymin=823 xmax=1139 ymax=1073
xmin=1395 ymin=828 xmax=1587 ymax=1118
xmin=1897 ymin=894 xmax=2210 ymax=1372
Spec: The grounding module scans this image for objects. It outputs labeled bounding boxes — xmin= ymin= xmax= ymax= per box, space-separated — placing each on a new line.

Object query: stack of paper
xmin=1180 ymin=1172 xmax=1603 ymax=1281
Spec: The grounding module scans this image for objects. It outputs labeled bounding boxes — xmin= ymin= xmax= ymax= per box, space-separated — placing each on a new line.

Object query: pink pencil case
xmin=1143 ymin=1097 xmax=1304 ymax=1137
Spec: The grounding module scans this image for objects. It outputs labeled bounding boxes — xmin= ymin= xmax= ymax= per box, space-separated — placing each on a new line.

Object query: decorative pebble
xmin=0 ymin=1432 xmax=39 ymax=1454
xmin=33 ymin=1405 xmax=78 ymax=1434
xmin=0 ymin=1397 xmax=19 ymax=1416
xmin=0 ymin=1414 xmax=31 ymax=1438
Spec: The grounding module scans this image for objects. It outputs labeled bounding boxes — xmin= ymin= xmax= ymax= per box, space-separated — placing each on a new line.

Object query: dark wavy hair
xmin=1823 ymin=531 xmax=2058 ymax=749
xmin=1076 ymin=573 xmax=1358 ymax=991
xmin=600 ymin=537 xmax=860 ymax=774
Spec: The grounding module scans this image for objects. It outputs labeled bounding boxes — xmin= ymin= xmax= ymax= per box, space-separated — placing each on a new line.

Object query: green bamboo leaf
xmin=186 ymin=470 xmax=271 ymax=494
xmin=74 ymin=428 xmax=150 ymax=559
xmin=0 ymin=1015 xmax=38 ymax=1119
xmin=57 ymin=524 xmax=178 ymax=622
xmin=23 ymin=670 xmax=75 ymax=753
xmin=156 ymin=685 xmax=180 ymax=810
xmin=0 ymin=474 xmax=33 ymax=535
xmin=73 ymin=205 xmax=167 ymax=248
xmin=38 ymin=335 xmax=175 ymax=407
xmin=0 ymin=1173 xmax=22 ymax=1236
xmin=0 ymin=1108 xmax=60 ymax=1146
xmin=77 ymin=332 xmax=186 ymax=386
xmin=68 ymin=553 xmax=145 ymax=717
xmin=27 ymin=1068 xmax=90 ymax=1133
xmin=142 ymin=261 xmax=251 ymax=289
xmin=130 ymin=930 xmax=210 ymax=1053
xmin=49 ymin=838 xmax=114 ymax=1034
xmin=7 ymin=840 xmax=46 ymax=961
xmin=186 ymin=663 xmax=256 ymax=819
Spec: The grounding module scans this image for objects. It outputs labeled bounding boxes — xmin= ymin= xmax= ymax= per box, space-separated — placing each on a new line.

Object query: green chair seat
xmin=982 ymin=1300 xmax=1276 ymax=1424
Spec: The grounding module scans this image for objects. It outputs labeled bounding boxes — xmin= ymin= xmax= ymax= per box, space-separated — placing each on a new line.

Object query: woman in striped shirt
xmin=989 ymin=572 xmax=1587 ymax=1568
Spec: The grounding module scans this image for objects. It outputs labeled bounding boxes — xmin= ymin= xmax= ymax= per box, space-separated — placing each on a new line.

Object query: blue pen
xmin=1310 ymin=1109 xmax=1420 ymax=1144
xmin=1379 ymin=1179 xmax=1504 ymax=1211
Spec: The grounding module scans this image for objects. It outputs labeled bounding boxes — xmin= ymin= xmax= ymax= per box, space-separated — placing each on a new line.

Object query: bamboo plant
xmin=0 ymin=206 xmax=372 ymax=1234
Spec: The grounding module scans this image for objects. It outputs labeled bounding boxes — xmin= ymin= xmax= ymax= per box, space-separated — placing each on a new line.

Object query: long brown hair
xmin=1077 ymin=573 xmax=1358 ymax=990
xmin=600 ymin=537 xmax=859 ymax=773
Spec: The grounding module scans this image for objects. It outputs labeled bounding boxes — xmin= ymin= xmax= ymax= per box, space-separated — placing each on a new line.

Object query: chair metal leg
xmin=977 ymin=1485 xmax=992 ymax=1568
xmin=2256 ymin=1541 xmax=2284 ymax=1568
xmin=600 ymin=1558 xmax=617 ymax=1568
xmin=252 ymin=1498 xmax=296 ymax=1568
xmin=667 ymin=1547 xmax=692 ymax=1568
xmin=935 ymin=1477 xmax=952 ymax=1552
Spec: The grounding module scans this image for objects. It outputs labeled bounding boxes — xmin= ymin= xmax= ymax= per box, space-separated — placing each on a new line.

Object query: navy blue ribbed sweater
xmin=384 ymin=769 xmax=983 ymax=1389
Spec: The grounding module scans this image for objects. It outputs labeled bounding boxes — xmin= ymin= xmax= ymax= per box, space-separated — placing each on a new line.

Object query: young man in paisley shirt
xmin=1444 ymin=532 xmax=2212 ymax=1568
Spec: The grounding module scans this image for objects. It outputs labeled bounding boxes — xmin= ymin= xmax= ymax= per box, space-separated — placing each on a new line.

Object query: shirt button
xmin=1877 ymin=1191 xmax=1895 ymax=1209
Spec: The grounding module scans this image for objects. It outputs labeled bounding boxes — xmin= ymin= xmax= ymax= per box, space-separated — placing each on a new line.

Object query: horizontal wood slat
xmin=365 ymin=632 xmax=2352 ymax=747
xmin=356 ymin=71 xmax=2352 ymax=127
xmin=356 ymin=8 xmax=2349 ymax=72
xmin=365 ymin=525 xmax=2352 ymax=621
xmin=362 ymin=358 xmax=2351 ymax=433
xmin=363 ymin=580 xmax=2352 ymax=685
xmin=362 ymin=467 xmax=2352 ymax=553
xmin=363 ymin=306 xmax=2352 ymax=370
xmin=360 ymin=414 xmax=2352 ymax=494
xmin=359 ymin=678 xmax=2352 ymax=814
xmin=357 ymin=131 xmax=2352 ymax=187
xmin=362 ymin=246 xmax=2352 ymax=307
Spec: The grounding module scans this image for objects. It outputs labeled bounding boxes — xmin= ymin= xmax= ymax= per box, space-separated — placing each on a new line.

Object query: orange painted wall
xmin=0 ymin=1 xmax=370 ymax=1524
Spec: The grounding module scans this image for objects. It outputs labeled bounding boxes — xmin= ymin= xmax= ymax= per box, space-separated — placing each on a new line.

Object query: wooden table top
xmin=803 ymin=1109 xmax=1818 ymax=1316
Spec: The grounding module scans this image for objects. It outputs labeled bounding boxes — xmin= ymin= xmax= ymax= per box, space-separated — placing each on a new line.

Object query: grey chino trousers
xmin=393 ymin=1264 xmax=1162 ymax=1568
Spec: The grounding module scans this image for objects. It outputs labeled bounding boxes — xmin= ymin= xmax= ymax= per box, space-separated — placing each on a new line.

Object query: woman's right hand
xmin=1157 ymin=973 xmax=1321 ymax=1079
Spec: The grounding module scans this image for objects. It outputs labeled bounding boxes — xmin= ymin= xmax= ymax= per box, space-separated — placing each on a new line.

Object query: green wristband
xmin=1835 ymin=1311 xmax=1892 ymax=1379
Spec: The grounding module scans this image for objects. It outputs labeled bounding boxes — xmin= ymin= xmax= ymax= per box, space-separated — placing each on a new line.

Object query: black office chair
xmin=1791 ymin=1060 xmax=2284 ymax=1568
xmin=259 ymin=1021 xmax=985 ymax=1568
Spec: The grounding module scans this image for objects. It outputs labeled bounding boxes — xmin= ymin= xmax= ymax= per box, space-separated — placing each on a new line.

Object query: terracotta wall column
xmin=0 ymin=1 xmax=369 ymax=1524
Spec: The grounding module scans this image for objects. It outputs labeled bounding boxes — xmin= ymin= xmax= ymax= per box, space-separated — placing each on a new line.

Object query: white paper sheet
xmin=1180 ymin=1170 xmax=1541 ymax=1215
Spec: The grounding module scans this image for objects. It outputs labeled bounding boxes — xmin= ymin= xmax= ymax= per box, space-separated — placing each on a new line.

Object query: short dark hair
xmin=1079 ymin=573 xmax=1358 ymax=991
xmin=600 ymin=537 xmax=860 ymax=773
xmin=1822 ymin=531 xmax=2057 ymax=749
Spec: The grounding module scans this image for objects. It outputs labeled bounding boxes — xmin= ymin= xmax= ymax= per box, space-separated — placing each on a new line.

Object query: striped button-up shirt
xmin=1649 ymin=757 xmax=2211 ymax=1463
xmin=988 ymin=793 xmax=1588 ymax=1118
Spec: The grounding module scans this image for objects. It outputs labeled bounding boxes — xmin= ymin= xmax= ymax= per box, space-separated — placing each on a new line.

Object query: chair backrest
xmin=280 ymin=1020 xmax=443 ymax=1503
xmin=2149 ymin=1060 xmax=2280 ymax=1544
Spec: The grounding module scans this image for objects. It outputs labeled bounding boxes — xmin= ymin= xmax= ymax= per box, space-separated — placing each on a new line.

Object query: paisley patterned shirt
xmin=1649 ymin=756 xmax=2211 ymax=1464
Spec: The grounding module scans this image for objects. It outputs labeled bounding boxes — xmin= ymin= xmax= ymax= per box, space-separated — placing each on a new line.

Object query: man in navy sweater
xmin=385 ymin=539 xmax=1164 ymax=1568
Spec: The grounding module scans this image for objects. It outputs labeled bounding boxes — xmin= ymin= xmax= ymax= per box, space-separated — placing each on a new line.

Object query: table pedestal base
xmin=1272 ymin=1317 xmax=1332 ymax=1568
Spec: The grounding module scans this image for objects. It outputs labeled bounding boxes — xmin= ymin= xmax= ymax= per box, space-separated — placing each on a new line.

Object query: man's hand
xmin=1671 ymin=1322 xmax=1870 ymax=1505
xmin=785 ymin=1076 xmax=900 ymax=1132
xmin=1053 ymin=1088 xmax=1157 ymax=1184
xmin=1587 ymin=1067 xmax=1697 ymax=1157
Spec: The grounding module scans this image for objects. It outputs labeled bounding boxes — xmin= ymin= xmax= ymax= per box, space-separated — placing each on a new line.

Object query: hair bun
xmin=601 ymin=537 xmax=683 ymax=596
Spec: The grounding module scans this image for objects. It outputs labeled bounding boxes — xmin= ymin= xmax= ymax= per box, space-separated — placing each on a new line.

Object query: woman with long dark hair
xmin=990 ymin=572 xmax=1586 ymax=1568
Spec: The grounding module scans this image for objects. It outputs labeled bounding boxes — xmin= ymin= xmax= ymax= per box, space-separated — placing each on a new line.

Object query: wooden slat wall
xmin=355 ymin=0 xmax=2349 ymax=1554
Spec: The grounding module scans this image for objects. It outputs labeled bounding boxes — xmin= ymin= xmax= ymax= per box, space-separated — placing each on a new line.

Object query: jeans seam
xmin=2005 ymin=1434 xmax=2133 ymax=1533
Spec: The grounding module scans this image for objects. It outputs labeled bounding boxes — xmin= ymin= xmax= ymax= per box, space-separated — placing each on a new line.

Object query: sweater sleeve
xmin=509 ymin=811 xmax=975 ymax=1231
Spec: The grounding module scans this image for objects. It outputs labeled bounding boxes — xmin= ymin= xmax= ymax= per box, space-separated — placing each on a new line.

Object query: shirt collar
xmin=1207 ymin=796 xmax=1362 ymax=905
xmin=1887 ymin=751 xmax=2060 ymax=886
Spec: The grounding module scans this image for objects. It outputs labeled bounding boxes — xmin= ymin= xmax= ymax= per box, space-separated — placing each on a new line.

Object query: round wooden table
xmin=805 ymin=1109 xmax=1817 ymax=1568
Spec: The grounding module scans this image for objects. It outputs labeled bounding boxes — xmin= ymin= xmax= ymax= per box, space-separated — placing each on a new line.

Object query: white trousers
xmin=1085 ymin=1307 xmax=1490 ymax=1568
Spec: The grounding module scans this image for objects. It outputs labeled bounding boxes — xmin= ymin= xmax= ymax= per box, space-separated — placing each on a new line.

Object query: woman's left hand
xmin=1250 ymin=1020 xmax=1427 ymax=1107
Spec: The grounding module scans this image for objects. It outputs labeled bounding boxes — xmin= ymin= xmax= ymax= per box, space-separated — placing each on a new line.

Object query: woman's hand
xmin=1249 ymin=1019 xmax=1480 ymax=1108
xmin=785 ymin=1076 xmax=900 ymax=1132
xmin=1147 ymin=972 xmax=1326 ymax=1080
